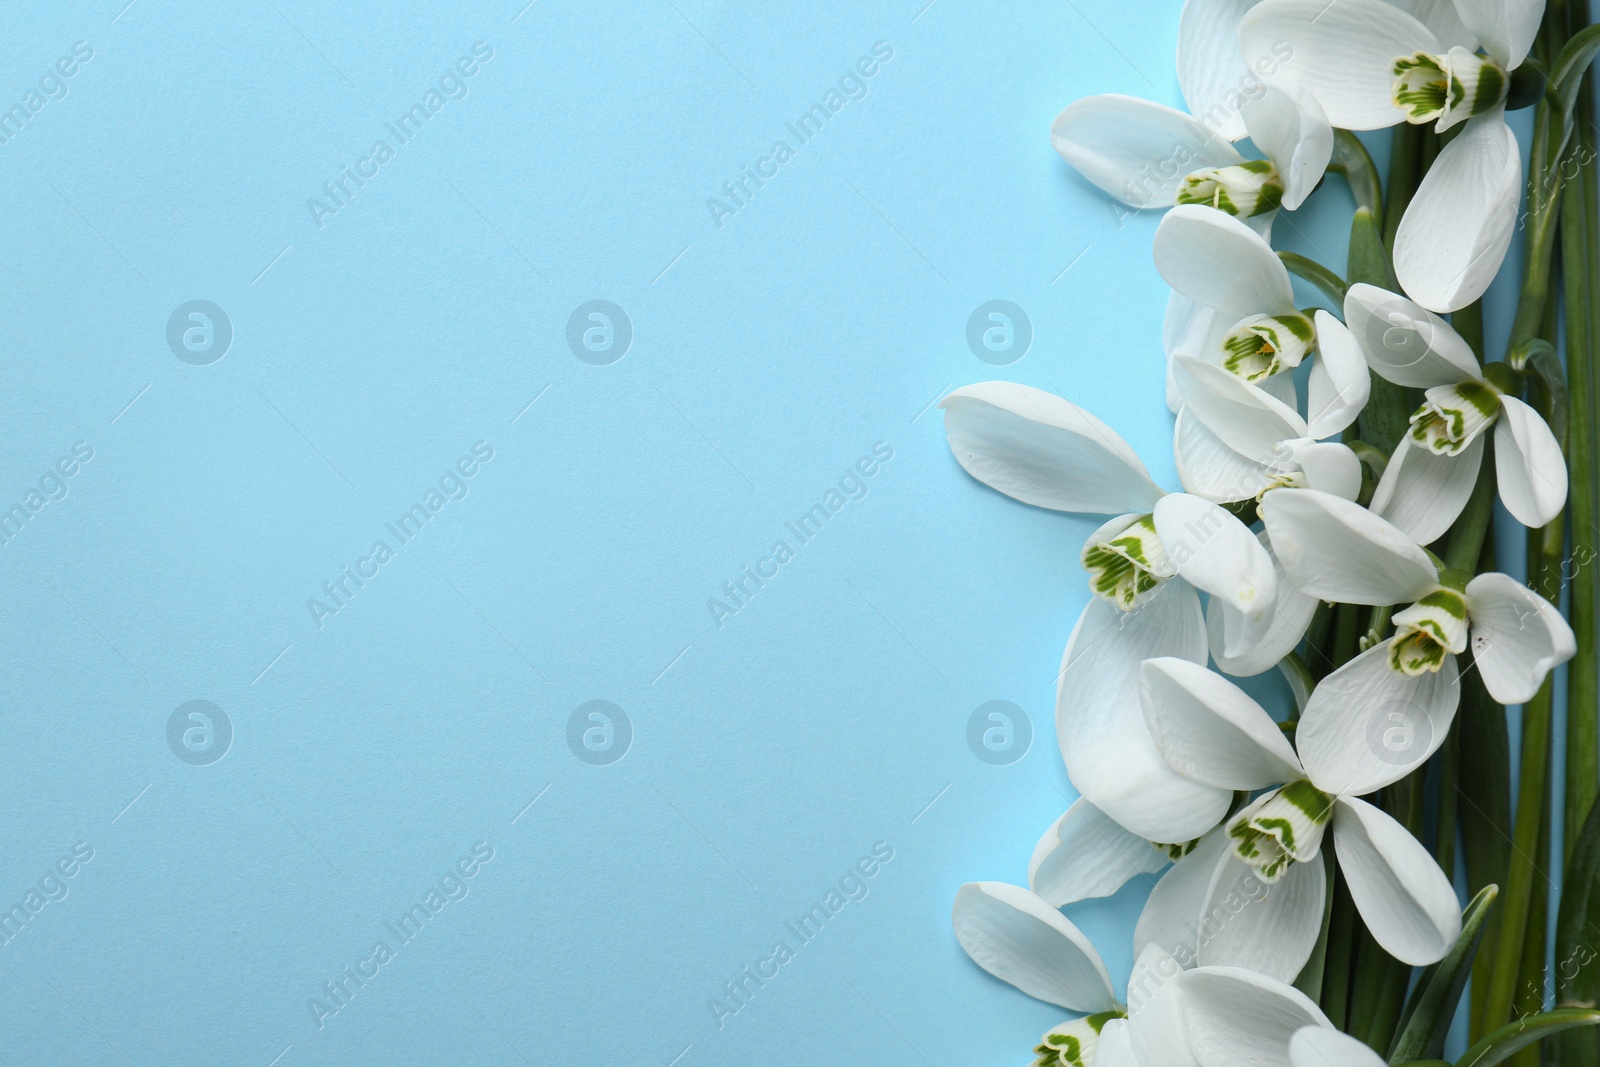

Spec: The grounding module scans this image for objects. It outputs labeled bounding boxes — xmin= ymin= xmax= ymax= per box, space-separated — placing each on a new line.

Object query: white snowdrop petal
xmin=952 ymin=882 xmax=1118 ymax=1010
xmin=1297 ymin=640 xmax=1460 ymax=795
xmin=1333 ymin=797 xmax=1462 ymax=964
xmin=1029 ymin=799 xmax=1171 ymax=907
xmin=1052 ymin=94 xmax=1244 ymax=208
xmin=941 ymin=382 xmax=1165 ymax=514
xmin=1467 ymin=571 xmax=1577 ymax=705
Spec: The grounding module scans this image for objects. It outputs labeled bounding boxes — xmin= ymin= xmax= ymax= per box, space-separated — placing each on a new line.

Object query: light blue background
xmin=0 ymin=1 xmax=1543 ymax=1064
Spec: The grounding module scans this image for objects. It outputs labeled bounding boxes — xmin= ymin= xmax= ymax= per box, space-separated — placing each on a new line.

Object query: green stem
xmin=1562 ymin=57 xmax=1599 ymax=864
xmin=1329 ymin=601 xmax=1360 ymax=671
xmin=1435 ymin=723 xmax=1459 ymax=877
xmin=1482 ymin=376 xmax=1569 ymax=1033
xmin=1483 ymin=658 xmax=1556 ymax=1034
xmin=1505 ymin=66 xmax=1571 ymax=359
xmin=1382 ymin=123 xmax=1422 ymax=251
xmin=1328 ymin=128 xmax=1383 ymax=218
xmin=1507 ymin=751 xmax=1553 ymax=1067
xmin=1444 ymin=457 xmax=1498 ymax=573
xmin=1278 ymin=251 xmax=1347 ymax=304
xmin=1453 ymin=301 xmax=1485 ymax=359
xmin=1322 ymin=872 xmax=1357 ymax=1028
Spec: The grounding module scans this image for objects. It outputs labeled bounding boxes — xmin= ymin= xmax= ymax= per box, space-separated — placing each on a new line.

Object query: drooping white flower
xmin=953 ymin=889 xmax=1341 ymax=1067
xmin=942 ymin=382 xmax=1277 ymax=838
xmin=1162 ymin=314 xmax=1366 ymax=676
xmin=1171 ymin=356 xmax=1365 ymax=503
xmin=1138 ymin=654 xmax=1464 ymax=967
xmin=1259 ymin=487 xmax=1576 ymax=703
xmin=1052 ymin=81 xmax=1332 ymax=222
xmin=1155 ymin=207 xmax=1321 ymax=388
xmin=1240 ymin=0 xmax=1536 ymax=310
xmin=1344 ymin=284 xmax=1566 ymax=542
xmin=1153 ymin=208 xmax=1370 ymax=430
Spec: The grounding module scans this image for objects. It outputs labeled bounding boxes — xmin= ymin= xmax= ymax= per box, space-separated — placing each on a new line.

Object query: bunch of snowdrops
xmin=945 ymin=1 xmax=1600 ymax=1064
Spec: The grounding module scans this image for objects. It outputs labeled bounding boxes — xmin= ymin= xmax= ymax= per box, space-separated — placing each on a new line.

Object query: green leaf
xmin=1553 ymin=797 xmax=1600 ymax=1066
xmin=1390 ymin=886 xmax=1500 ymax=1062
xmin=1457 ymin=659 xmax=1512 ymax=1034
xmin=1455 ymin=1009 xmax=1600 ymax=1066
xmin=1347 ymin=206 xmax=1397 ymax=289
xmin=1551 ymin=25 xmax=1600 ymax=115
xmin=1347 ymin=209 xmax=1415 ymax=456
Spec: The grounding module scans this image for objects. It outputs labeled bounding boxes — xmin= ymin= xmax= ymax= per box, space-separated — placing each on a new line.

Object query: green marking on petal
xmin=1389 ymin=586 xmax=1469 ymax=675
xmin=1155 ymin=837 xmax=1201 ymax=862
xmin=1392 ymin=48 xmax=1508 ymax=130
xmin=1175 ymin=161 xmax=1283 ymax=218
xmin=1392 ymin=52 xmax=1448 ymax=122
xmin=1227 ymin=781 xmax=1333 ymax=881
xmin=1034 ymin=1012 xmax=1127 ymax=1067
xmin=1081 ymin=514 xmax=1171 ymax=611
xmin=1408 ymin=379 xmax=1501 ymax=455
xmin=1221 ymin=311 xmax=1316 ymax=382
xmin=1472 ymin=60 xmax=1508 ymax=115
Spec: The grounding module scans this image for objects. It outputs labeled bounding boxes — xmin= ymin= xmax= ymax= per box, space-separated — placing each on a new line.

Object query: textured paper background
xmin=0 ymin=1 xmax=1535 ymax=1063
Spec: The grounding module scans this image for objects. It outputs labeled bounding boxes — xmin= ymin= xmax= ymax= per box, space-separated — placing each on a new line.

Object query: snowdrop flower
xmin=1343 ymin=284 xmax=1566 ymax=544
xmin=1153 ymin=207 xmax=1370 ymax=426
xmin=1052 ymin=81 xmax=1332 ymax=222
xmin=1139 ymin=654 xmax=1464 ymax=967
xmin=952 ymin=887 xmax=1339 ymax=1067
xmin=942 ymin=383 xmax=1276 ymax=838
xmin=1260 ymin=487 xmax=1576 ymax=703
xmin=1162 ymin=356 xmax=1358 ymax=675
xmin=1170 ymin=357 xmax=1365 ymax=504
xmin=1241 ymin=0 xmax=1536 ymax=310
xmin=1154 ymin=206 xmax=1323 ymax=388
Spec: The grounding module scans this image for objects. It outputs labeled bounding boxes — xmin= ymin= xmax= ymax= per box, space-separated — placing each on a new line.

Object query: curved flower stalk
xmin=1240 ymin=0 xmax=1535 ymax=310
xmin=1260 ymin=487 xmax=1576 ymax=702
xmin=1153 ymin=206 xmax=1369 ymax=420
xmin=1052 ymin=82 xmax=1332 ymax=223
xmin=942 ymin=382 xmax=1276 ymax=838
xmin=1343 ymin=284 xmax=1566 ymax=543
xmin=1138 ymin=654 xmax=1464 ymax=967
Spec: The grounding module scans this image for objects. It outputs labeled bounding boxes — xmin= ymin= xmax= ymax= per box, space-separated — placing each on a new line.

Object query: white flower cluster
xmin=944 ymin=1 xmax=1578 ymax=1064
